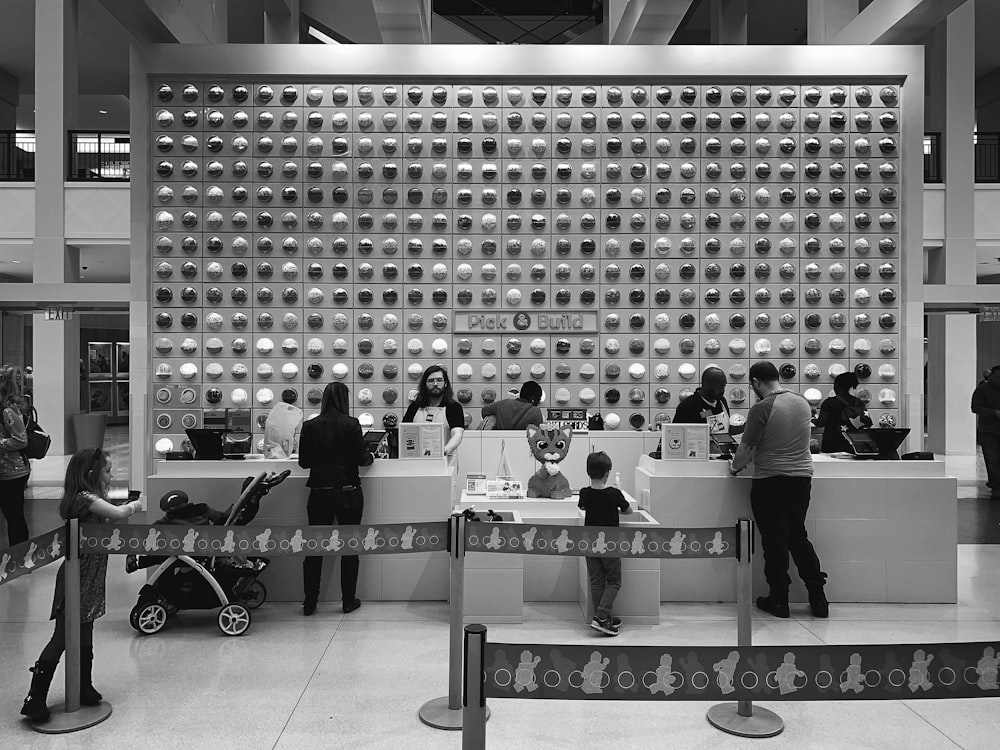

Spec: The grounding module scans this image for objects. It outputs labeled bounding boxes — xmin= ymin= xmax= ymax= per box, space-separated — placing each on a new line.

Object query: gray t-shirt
xmin=740 ymin=389 xmax=814 ymax=479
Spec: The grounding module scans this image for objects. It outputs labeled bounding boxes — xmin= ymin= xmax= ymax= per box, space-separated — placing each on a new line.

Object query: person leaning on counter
xmin=673 ymin=366 xmax=744 ymax=434
xmin=402 ymin=364 xmax=465 ymax=456
xmin=298 ymin=382 xmax=373 ymax=617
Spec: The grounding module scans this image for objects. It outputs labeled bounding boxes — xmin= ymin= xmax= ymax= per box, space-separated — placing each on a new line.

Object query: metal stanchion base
xmin=418 ymin=696 xmax=490 ymax=730
xmin=32 ymin=701 xmax=112 ymax=734
xmin=706 ymin=703 xmax=783 ymax=738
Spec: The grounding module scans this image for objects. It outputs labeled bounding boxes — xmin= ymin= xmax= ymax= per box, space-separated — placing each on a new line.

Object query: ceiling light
xmin=11 ymin=260 xmax=22 ymax=264
xmin=98 ymin=109 xmax=108 ymax=114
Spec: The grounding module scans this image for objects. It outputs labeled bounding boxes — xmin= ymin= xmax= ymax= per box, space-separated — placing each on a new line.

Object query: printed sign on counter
xmin=399 ymin=422 xmax=445 ymax=459
xmin=660 ymin=424 xmax=710 ymax=460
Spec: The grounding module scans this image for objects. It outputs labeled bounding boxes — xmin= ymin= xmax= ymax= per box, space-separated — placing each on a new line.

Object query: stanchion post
xmin=462 ymin=624 xmax=488 ymax=750
xmin=33 ymin=518 xmax=112 ymax=734
xmin=706 ymin=517 xmax=783 ymax=738
xmin=419 ymin=513 xmax=489 ymax=730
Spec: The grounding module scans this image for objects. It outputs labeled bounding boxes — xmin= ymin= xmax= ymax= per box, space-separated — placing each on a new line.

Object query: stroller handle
xmin=264 ymin=469 xmax=292 ymax=489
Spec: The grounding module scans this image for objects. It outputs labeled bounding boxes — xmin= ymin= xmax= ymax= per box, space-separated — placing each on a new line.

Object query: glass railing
xmin=68 ymin=131 xmax=130 ymax=181
xmin=0 ymin=131 xmax=36 ymax=180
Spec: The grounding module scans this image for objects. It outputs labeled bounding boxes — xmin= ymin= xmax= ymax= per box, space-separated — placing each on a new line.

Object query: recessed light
xmin=98 ymin=109 xmax=108 ymax=114
xmin=11 ymin=260 xmax=22 ymax=264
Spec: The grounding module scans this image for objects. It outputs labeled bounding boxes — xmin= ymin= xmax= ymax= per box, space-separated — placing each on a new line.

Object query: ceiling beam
xmin=371 ymin=0 xmax=430 ymax=44
xmin=96 ymin=0 xmax=229 ymax=44
xmin=610 ymin=0 xmax=695 ymax=45
xmin=0 ymin=283 xmax=129 ymax=306
xmin=832 ymin=0 xmax=969 ymax=45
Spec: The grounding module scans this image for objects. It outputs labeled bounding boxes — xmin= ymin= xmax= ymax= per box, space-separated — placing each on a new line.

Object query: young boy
xmin=578 ymin=451 xmax=632 ymax=635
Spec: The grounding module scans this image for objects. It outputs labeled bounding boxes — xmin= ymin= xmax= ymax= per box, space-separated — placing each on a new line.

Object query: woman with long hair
xmin=20 ymin=448 xmax=142 ymax=722
xmin=0 ymin=365 xmax=31 ymax=546
xmin=297 ymin=382 xmax=373 ymax=616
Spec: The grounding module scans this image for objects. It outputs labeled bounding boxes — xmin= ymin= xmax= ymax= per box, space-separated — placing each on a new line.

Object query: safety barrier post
xmin=34 ymin=518 xmax=112 ymax=734
xmin=706 ymin=517 xmax=783 ymax=738
xmin=462 ymin=624 xmax=488 ymax=750
xmin=419 ymin=513 xmax=490 ymax=729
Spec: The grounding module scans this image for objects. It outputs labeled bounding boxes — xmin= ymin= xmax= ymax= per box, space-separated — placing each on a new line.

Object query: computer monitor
xmin=363 ymin=429 xmax=387 ymax=453
xmin=710 ymin=433 xmax=738 ymax=457
xmin=185 ymin=428 xmax=226 ymax=460
xmin=866 ymin=428 xmax=911 ymax=460
xmin=844 ymin=430 xmax=880 ymax=458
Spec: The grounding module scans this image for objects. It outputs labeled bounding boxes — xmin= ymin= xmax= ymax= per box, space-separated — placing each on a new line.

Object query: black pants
xmin=39 ymin=618 xmax=94 ymax=663
xmin=749 ymin=476 xmax=825 ymax=600
xmin=303 ymin=487 xmax=364 ymax=603
xmin=979 ymin=433 xmax=1000 ymax=497
xmin=0 ymin=474 xmax=29 ymax=547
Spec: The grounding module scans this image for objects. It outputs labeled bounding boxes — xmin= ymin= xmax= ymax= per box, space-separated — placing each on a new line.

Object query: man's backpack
xmin=24 ymin=406 xmax=51 ymax=460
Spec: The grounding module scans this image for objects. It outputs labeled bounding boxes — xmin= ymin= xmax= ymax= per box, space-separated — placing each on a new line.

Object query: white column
xmin=944 ymin=315 xmax=978 ymax=454
xmin=944 ymin=0 xmax=976 ymax=285
xmin=807 ymin=0 xmax=855 ymax=44
xmin=32 ymin=0 xmax=79 ymax=454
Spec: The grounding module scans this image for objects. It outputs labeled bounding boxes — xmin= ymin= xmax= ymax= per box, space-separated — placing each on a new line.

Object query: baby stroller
xmin=126 ymin=470 xmax=290 ymax=636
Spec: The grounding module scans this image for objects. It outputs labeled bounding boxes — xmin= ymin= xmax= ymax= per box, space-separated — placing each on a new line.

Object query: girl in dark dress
xmin=815 ymin=372 xmax=873 ymax=453
xmin=20 ymin=448 xmax=142 ymax=723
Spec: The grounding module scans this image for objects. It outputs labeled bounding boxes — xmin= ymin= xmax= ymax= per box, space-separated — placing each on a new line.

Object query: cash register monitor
xmin=866 ymin=428 xmax=911 ymax=460
xmin=844 ymin=429 xmax=880 ymax=458
xmin=363 ymin=429 xmax=387 ymax=453
xmin=185 ymin=428 xmax=226 ymax=460
xmin=710 ymin=432 xmax=738 ymax=457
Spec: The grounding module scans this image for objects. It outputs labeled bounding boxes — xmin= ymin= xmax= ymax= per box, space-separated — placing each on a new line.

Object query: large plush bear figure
xmin=526 ymin=424 xmax=573 ymax=499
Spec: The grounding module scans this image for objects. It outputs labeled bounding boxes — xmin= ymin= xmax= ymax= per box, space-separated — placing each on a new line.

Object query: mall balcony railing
xmin=0 ymin=131 xmax=36 ymax=181
xmin=68 ymin=131 xmax=131 ymax=181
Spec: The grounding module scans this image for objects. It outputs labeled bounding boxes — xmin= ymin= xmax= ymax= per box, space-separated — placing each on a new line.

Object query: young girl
xmin=20 ymin=448 xmax=142 ymax=723
xmin=0 ymin=364 xmax=31 ymax=546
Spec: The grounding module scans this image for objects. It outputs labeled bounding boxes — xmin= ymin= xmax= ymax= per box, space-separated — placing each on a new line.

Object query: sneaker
xmin=755 ymin=595 xmax=790 ymax=619
xmin=610 ymin=616 xmax=622 ymax=628
xmin=590 ymin=617 xmax=619 ymax=636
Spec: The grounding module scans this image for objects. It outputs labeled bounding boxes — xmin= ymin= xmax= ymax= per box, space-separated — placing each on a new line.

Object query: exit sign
xmin=44 ymin=307 xmax=72 ymax=321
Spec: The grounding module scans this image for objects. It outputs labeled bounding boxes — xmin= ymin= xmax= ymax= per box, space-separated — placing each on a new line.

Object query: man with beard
xmin=729 ymin=361 xmax=828 ymax=619
xmin=402 ymin=364 xmax=466 ymax=457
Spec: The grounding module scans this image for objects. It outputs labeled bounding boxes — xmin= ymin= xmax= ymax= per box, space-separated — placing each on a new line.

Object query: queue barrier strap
xmin=464 ymin=521 xmax=738 ymax=560
xmin=77 ymin=522 xmax=449 ymax=557
xmin=483 ymin=640 xmax=1000 ymax=702
xmin=0 ymin=526 xmax=67 ymax=588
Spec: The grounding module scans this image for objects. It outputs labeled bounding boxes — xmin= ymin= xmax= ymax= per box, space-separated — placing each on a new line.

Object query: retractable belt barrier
xmin=464 ymin=521 xmax=737 ymax=559
xmin=76 ymin=522 xmax=448 ymax=556
xmin=0 ymin=526 xmax=66 ymax=587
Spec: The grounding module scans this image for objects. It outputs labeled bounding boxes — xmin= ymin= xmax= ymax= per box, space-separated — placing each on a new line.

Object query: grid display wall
xmin=147 ymin=78 xmax=902 ymax=455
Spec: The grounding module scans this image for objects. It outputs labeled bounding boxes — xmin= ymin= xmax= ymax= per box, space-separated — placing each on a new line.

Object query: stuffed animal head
xmin=526 ymin=424 xmax=573 ymax=464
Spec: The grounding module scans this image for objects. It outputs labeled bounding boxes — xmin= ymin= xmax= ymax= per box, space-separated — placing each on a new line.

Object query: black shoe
xmin=343 ymin=598 xmax=361 ymax=614
xmin=303 ymin=598 xmax=317 ymax=616
xmin=21 ymin=660 xmax=58 ymax=723
xmin=756 ymin=596 xmax=790 ymax=619
xmin=808 ymin=590 xmax=830 ymax=618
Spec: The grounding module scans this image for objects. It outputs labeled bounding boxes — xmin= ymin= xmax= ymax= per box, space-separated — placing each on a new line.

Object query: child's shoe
xmin=590 ymin=617 xmax=619 ymax=636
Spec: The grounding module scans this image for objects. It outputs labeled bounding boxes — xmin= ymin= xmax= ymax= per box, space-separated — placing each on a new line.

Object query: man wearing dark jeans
xmin=971 ymin=366 xmax=1000 ymax=500
xmin=730 ymin=361 xmax=828 ymax=619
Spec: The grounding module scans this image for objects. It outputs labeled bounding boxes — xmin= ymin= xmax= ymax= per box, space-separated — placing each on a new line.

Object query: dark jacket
xmin=298 ymin=411 xmax=374 ymax=489
xmin=815 ymin=395 xmax=873 ymax=452
xmin=481 ymin=398 xmax=545 ymax=431
xmin=674 ymin=389 xmax=731 ymax=425
xmin=0 ymin=405 xmax=29 ymax=480
xmin=972 ymin=381 xmax=1000 ymax=435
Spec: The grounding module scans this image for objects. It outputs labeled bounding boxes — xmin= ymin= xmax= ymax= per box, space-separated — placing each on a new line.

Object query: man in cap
xmin=730 ymin=361 xmax=828 ymax=619
xmin=672 ymin=366 xmax=742 ymax=434
xmin=972 ymin=365 xmax=1000 ymax=500
xmin=481 ymin=381 xmax=545 ymax=431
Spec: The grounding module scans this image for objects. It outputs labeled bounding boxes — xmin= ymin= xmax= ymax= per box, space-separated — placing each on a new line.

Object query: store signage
xmin=981 ymin=305 xmax=1000 ymax=322
xmin=453 ymin=311 xmax=598 ymax=334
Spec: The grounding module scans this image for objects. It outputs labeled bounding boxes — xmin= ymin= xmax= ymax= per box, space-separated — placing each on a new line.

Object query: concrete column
xmin=944 ymin=1 xmax=976 ymax=285
xmin=32 ymin=0 xmax=79 ymax=454
xmin=807 ymin=0 xmax=855 ymax=44
xmin=32 ymin=315 xmax=80 ymax=454
xmin=710 ymin=0 xmax=747 ymax=45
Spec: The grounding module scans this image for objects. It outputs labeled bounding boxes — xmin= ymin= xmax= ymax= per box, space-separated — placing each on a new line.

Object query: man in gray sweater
xmin=481 ymin=381 xmax=545 ymax=430
xmin=730 ymin=361 xmax=828 ymax=619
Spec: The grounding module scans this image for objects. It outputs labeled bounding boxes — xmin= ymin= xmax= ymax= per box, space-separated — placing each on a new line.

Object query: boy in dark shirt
xmin=577 ymin=451 xmax=632 ymax=635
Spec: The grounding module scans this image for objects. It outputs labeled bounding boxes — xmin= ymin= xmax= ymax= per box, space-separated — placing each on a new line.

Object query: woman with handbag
xmin=0 ymin=364 xmax=30 ymax=546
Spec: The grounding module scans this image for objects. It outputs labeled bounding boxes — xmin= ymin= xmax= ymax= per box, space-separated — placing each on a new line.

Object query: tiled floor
xmin=1 ymin=440 xmax=998 ymax=749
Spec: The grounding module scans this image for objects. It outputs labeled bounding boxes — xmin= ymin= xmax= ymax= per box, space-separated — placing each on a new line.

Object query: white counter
xmin=635 ymin=455 xmax=957 ymax=604
xmin=147 ymin=458 xmax=454 ymax=602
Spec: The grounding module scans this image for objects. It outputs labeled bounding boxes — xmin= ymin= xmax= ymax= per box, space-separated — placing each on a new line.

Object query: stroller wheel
xmin=241 ymin=580 xmax=267 ymax=609
xmin=218 ymin=603 xmax=251 ymax=636
xmin=134 ymin=602 xmax=168 ymax=635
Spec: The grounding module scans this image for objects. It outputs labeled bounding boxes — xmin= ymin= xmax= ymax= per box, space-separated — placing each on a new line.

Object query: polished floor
xmin=1 ymin=441 xmax=998 ymax=749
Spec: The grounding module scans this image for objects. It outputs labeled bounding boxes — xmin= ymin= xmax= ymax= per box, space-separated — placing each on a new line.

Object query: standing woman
xmin=298 ymin=382 xmax=373 ymax=616
xmin=0 ymin=364 xmax=31 ymax=546
xmin=20 ymin=448 xmax=142 ymax=722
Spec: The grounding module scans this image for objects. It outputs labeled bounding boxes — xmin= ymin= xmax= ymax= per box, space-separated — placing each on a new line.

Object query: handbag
xmin=24 ymin=406 xmax=52 ymax=460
